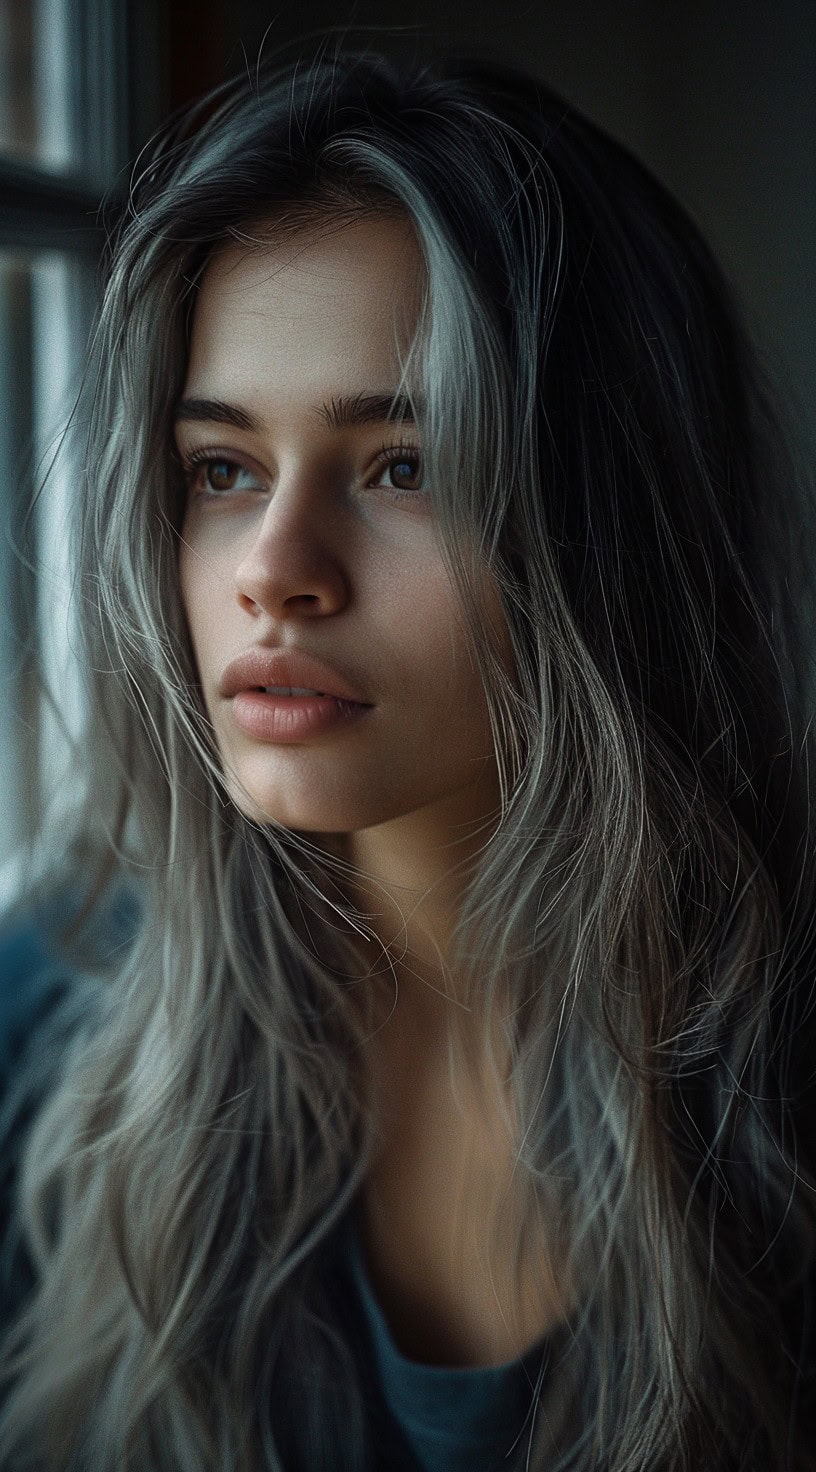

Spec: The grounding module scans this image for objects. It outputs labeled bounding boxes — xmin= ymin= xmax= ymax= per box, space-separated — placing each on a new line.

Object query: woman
xmin=0 ymin=35 xmax=814 ymax=1472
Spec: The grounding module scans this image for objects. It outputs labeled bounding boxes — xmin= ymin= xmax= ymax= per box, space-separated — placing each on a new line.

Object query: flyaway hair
xmin=1 ymin=33 xmax=816 ymax=1471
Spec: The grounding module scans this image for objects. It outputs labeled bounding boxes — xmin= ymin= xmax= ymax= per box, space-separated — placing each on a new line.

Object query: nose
xmin=234 ymin=469 xmax=349 ymax=620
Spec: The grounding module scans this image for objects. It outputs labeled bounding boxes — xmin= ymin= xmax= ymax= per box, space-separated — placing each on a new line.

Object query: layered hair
xmin=1 ymin=34 xmax=815 ymax=1472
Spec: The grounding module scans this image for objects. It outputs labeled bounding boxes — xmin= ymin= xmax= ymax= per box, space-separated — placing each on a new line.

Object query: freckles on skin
xmin=175 ymin=213 xmax=511 ymax=857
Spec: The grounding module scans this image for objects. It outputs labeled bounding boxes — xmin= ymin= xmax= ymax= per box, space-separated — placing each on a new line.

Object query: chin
xmin=222 ymin=774 xmax=347 ymax=834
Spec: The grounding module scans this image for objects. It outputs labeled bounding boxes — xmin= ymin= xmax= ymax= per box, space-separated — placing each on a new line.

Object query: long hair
xmin=1 ymin=35 xmax=815 ymax=1471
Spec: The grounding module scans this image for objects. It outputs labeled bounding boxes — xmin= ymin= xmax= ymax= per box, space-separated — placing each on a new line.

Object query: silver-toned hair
xmin=1 ymin=35 xmax=815 ymax=1471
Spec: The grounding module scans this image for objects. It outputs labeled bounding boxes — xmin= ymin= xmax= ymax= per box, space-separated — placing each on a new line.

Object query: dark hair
xmin=1 ymin=36 xmax=815 ymax=1472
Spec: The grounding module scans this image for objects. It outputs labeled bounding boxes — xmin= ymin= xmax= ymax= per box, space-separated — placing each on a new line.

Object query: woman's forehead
xmin=185 ymin=215 xmax=426 ymax=400
xmin=200 ymin=211 xmax=425 ymax=301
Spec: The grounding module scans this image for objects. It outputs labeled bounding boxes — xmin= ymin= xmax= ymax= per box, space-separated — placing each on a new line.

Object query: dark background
xmin=0 ymin=0 xmax=813 ymax=883
xmin=149 ymin=0 xmax=816 ymax=437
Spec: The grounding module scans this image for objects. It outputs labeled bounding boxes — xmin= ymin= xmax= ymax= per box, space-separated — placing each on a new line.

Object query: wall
xmin=166 ymin=0 xmax=814 ymax=440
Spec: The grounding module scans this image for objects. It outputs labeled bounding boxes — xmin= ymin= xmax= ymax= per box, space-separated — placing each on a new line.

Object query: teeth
xmin=263 ymin=686 xmax=326 ymax=696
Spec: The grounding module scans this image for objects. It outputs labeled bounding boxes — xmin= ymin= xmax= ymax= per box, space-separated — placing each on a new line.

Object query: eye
xmin=179 ymin=450 xmax=263 ymax=497
xmin=176 ymin=444 xmax=428 ymax=504
xmin=369 ymin=444 xmax=427 ymax=501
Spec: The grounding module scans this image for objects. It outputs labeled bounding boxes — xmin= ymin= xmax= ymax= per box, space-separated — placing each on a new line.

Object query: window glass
xmin=0 ymin=0 xmax=76 ymax=173
xmin=0 ymin=0 xmax=156 ymax=900
xmin=0 ymin=252 xmax=35 ymax=878
xmin=0 ymin=248 xmax=93 ymax=891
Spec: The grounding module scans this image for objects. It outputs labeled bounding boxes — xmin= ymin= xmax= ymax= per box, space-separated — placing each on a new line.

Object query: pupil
xmin=211 ymin=462 xmax=235 ymax=490
xmin=392 ymin=458 xmax=419 ymax=489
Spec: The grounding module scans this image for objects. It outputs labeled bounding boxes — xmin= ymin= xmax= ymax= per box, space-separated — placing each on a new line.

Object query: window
xmin=0 ymin=0 xmax=166 ymax=895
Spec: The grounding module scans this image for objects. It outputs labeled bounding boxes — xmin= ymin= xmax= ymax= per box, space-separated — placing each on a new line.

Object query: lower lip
xmin=231 ymin=691 xmax=374 ymax=743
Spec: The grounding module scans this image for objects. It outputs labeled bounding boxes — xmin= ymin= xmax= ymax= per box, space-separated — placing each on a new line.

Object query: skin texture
xmin=176 ymin=213 xmax=564 ymax=1365
xmin=176 ymin=212 xmax=511 ymax=1027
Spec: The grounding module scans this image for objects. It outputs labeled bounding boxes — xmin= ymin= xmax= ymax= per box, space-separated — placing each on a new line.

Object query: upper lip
xmin=219 ymin=646 xmax=372 ymax=704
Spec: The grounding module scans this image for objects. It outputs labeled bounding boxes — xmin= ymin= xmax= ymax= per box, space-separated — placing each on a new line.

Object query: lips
xmin=219 ymin=646 xmax=372 ymax=705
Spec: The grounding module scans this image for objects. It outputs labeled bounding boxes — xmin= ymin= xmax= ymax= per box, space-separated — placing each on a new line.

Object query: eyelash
xmin=178 ymin=443 xmax=426 ymax=503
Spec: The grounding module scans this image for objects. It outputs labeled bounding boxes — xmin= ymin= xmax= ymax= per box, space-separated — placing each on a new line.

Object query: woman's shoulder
xmin=0 ymin=880 xmax=140 ymax=1076
xmin=0 ymin=880 xmax=141 ymax=1324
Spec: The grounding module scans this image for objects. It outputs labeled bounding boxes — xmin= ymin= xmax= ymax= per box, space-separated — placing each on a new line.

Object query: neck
xmin=319 ymin=794 xmax=503 ymax=1018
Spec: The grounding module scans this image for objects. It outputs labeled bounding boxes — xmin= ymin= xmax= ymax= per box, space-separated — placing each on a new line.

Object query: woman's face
xmin=176 ymin=212 xmax=510 ymax=841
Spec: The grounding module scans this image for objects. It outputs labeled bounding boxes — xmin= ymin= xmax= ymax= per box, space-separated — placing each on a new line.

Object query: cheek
xmin=177 ymin=533 xmax=220 ymax=668
xmin=417 ymin=599 xmax=484 ymax=706
xmin=399 ymin=573 xmax=460 ymax=663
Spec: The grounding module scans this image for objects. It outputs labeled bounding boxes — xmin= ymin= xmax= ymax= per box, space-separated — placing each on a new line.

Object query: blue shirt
xmin=340 ymin=1200 xmax=547 ymax=1471
xmin=0 ymin=886 xmax=546 ymax=1470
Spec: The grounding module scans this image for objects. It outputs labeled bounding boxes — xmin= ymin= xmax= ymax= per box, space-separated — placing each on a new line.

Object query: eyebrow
xmin=172 ymin=391 xmax=424 ymax=434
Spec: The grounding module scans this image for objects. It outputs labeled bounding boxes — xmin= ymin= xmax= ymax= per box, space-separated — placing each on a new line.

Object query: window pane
xmin=0 ymin=252 xmax=35 ymax=880
xmin=30 ymin=252 xmax=91 ymax=835
xmin=0 ymin=247 xmax=93 ymax=898
xmin=0 ymin=0 xmax=76 ymax=173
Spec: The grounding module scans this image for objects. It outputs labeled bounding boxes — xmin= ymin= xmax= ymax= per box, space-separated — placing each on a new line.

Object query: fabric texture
xmin=339 ymin=1201 xmax=547 ymax=1471
xmin=0 ymin=886 xmax=549 ymax=1469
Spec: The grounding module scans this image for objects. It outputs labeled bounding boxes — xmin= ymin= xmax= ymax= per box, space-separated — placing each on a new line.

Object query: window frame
xmin=0 ymin=0 xmax=167 ymax=892
xmin=0 ymin=0 xmax=168 ymax=253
